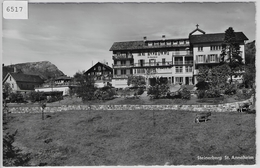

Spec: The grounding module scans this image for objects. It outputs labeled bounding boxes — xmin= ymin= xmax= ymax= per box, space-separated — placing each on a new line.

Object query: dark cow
xmin=195 ymin=112 xmax=211 ymax=123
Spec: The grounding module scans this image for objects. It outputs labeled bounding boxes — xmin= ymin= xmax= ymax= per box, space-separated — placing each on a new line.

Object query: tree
xmin=127 ymin=75 xmax=146 ymax=87
xmin=73 ymin=71 xmax=96 ymax=101
xmin=220 ymin=27 xmax=244 ymax=84
xmin=3 ymin=83 xmax=12 ymax=101
xmin=243 ymin=64 xmax=255 ymax=88
xmin=147 ymin=77 xmax=169 ymax=99
xmin=196 ymin=64 xmax=231 ymax=97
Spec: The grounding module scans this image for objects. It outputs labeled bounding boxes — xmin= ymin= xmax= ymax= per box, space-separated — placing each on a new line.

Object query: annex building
xmin=109 ymin=26 xmax=248 ymax=88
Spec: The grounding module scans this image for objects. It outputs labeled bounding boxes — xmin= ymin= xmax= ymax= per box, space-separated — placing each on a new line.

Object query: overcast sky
xmin=2 ymin=2 xmax=256 ymax=77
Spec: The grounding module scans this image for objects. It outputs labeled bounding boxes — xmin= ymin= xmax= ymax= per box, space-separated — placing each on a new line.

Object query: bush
xmin=94 ymin=87 xmax=116 ymax=100
xmin=197 ymin=90 xmax=206 ymax=99
xmin=224 ymin=84 xmax=237 ymax=95
xmin=136 ymin=87 xmax=144 ymax=95
xmin=197 ymin=89 xmax=221 ymax=99
xmin=3 ymin=131 xmax=31 ymax=166
xmin=180 ymin=88 xmax=191 ymax=100
xmin=47 ymin=95 xmax=63 ymax=103
xmin=205 ymin=89 xmax=221 ymax=98
xmin=9 ymin=92 xmax=25 ymax=103
xmin=28 ymin=91 xmax=46 ymax=103
xmin=147 ymin=84 xmax=169 ymax=99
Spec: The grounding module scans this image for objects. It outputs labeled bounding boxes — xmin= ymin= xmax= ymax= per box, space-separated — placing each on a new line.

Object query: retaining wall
xmin=6 ymin=97 xmax=254 ymax=114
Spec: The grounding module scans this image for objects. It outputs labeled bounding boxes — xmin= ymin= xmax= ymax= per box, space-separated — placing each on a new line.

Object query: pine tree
xmin=220 ymin=27 xmax=244 ymax=84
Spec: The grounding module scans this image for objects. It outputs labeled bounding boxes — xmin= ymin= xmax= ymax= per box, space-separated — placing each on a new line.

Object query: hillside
xmin=4 ymin=61 xmax=65 ymax=80
xmin=245 ymin=40 xmax=255 ymax=64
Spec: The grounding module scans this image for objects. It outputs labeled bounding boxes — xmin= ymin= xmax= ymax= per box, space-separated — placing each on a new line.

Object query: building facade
xmin=3 ymin=72 xmax=44 ymax=93
xmin=85 ymin=62 xmax=113 ymax=88
xmin=109 ymin=26 xmax=248 ymax=88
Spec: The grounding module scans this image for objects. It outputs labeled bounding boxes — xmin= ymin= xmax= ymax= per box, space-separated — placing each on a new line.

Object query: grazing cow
xmin=237 ymin=102 xmax=252 ymax=112
xmin=195 ymin=112 xmax=211 ymax=123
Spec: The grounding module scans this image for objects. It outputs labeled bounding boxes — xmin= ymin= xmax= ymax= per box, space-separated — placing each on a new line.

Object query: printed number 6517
xmin=6 ymin=6 xmax=23 ymax=12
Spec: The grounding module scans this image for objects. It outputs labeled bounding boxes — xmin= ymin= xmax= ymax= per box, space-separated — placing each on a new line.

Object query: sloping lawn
xmin=3 ymin=110 xmax=255 ymax=166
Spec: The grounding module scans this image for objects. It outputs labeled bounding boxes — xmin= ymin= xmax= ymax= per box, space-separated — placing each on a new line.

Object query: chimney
xmin=13 ymin=66 xmax=16 ymax=73
xmin=162 ymin=35 xmax=165 ymax=41
xmin=143 ymin=36 xmax=147 ymax=42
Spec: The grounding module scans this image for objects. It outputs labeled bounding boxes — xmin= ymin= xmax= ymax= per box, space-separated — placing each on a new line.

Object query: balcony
xmin=172 ymin=51 xmax=193 ymax=56
xmin=112 ymin=64 xmax=133 ymax=68
xmin=113 ymin=54 xmax=133 ymax=60
xmin=134 ymin=61 xmax=172 ymax=67
xmin=196 ymin=60 xmax=220 ymax=64
xmin=174 ymin=61 xmax=193 ymax=65
xmin=113 ymin=74 xmax=129 ymax=79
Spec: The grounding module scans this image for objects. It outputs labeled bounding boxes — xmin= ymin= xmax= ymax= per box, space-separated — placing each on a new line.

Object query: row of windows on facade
xmin=114 ymin=66 xmax=193 ymax=75
xmin=198 ymin=45 xmax=222 ymax=51
xmin=196 ymin=54 xmax=219 ymax=63
xmin=146 ymin=40 xmax=190 ymax=46
xmin=113 ymin=76 xmax=191 ymax=84
xmin=87 ymin=71 xmax=112 ymax=76
xmin=114 ymin=45 xmax=221 ymax=57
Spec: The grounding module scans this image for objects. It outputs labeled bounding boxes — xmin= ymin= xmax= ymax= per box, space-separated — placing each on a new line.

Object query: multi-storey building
xmin=85 ymin=62 xmax=113 ymax=88
xmin=109 ymin=26 xmax=248 ymax=88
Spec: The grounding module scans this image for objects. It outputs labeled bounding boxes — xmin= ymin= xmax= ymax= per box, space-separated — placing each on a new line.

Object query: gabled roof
xmin=109 ymin=38 xmax=189 ymax=51
xmin=55 ymin=76 xmax=71 ymax=80
xmin=4 ymin=72 xmax=44 ymax=83
xmin=189 ymin=32 xmax=248 ymax=44
xmin=189 ymin=28 xmax=206 ymax=36
xmin=85 ymin=62 xmax=113 ymax=74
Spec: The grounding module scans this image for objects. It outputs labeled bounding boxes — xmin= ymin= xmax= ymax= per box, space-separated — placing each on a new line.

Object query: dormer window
xmin=198 ymin=46 xmax=203 ymax=51
xmin=148 ymin=42 xmax=153 ymax=46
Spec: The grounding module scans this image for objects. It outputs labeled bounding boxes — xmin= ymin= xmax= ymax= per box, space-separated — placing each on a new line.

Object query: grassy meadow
xmin=3 ymin=109 xmax=256 ymax=166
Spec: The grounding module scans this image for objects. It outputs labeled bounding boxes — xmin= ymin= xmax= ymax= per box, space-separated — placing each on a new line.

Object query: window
xmin=137 ymin=68 xmax=145 ymax=74
xmin=185 ymin=66 xmax=193 ymax=73
xmin=142 ymin=52 xmax=145 ymax=56
xmin=176 ymin=66 xmax=183 ymax=73
xmin=208 ymin=54 xmax=217 ymax=62
xmin=176 ymin=77 xmax=183 ymax=84
xmin=149 ymin=59 xmax=156 ymax=66
xmin=198 ymin=46 xmax=203 ymax=51
xmin=121 ymin=69 xmax=126 ymax=75
xmin=166 ymin=41 xmax=172 ymax=45
xmin=210 ymin=45 xmax=221 ymax=51
xmin=197 ymin=55 xmax=205 ymax=63
xmin=162 ymin=58 xmax=166 ymax=65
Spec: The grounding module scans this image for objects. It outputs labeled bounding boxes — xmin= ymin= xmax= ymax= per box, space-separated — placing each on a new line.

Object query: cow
xmin=195 ymin=112 xmax=211 ymax=123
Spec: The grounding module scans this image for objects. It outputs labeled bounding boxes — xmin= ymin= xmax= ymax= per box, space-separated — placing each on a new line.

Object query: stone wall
xmin=6 ymin=97 xmax=254 ymax=114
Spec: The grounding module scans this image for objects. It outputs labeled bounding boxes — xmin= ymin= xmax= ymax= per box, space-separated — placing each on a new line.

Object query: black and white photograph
xmin=2 ymin=0 xmax=257 ymax=166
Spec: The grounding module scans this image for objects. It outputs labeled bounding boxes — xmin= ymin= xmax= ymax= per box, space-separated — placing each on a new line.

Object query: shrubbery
xmin=94 ymin=86 xmax=116 ymax=100
xmin=224 ymin=84 xmax=237 ymax=95
xmin=28 ymin=91 xmax=46 ymax=103
xmin=9 ymin=92 xmax=26 ymax=103
xmin=3 ymin=131 xmax=31 ymax=166
xmin=147 ymin=84 xmax=169 ymax=99
xmin=180 ymin=87 xmax=191 ymax=100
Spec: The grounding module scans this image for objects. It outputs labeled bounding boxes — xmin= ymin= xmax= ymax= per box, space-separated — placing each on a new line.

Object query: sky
xmin=2 ymin=1 xmax=256 ymax=77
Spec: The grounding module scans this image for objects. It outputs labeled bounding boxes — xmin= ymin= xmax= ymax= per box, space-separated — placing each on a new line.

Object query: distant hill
xmin=245 ymin=40 xmax=255 ymax=64
xmin=3 ymin=61 xmax=65 ymax=81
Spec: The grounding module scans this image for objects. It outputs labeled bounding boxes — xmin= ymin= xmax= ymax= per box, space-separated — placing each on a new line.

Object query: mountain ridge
xmin=4 ymin=61 xmax=65 ymax=81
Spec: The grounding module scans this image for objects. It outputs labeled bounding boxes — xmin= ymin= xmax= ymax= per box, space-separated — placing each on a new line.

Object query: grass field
xmin=3 ymin=110 xmax=256 ymax=166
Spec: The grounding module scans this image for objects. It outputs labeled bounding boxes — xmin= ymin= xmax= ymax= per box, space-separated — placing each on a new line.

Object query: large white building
xmin=109 ymin=26 xmax=248 ymax=88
